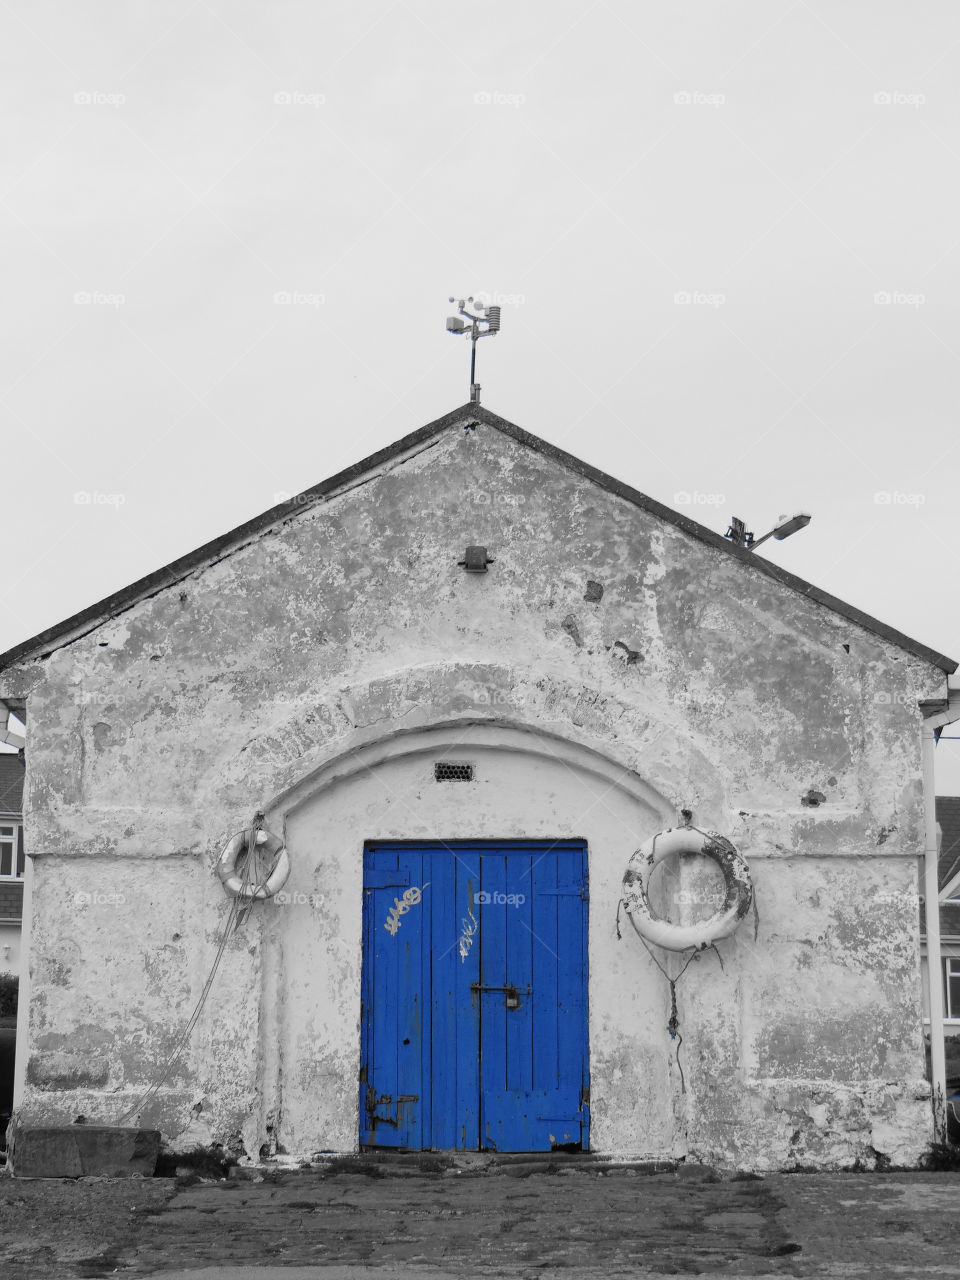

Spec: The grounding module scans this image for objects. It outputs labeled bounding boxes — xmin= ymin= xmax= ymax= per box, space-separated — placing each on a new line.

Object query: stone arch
xmin=221 ymin=661 xmax=726 ymax=828
xmin=268 ymin=722 xmax=676 ymax=827
xmin=249 ymin=695 xmax=718 ymax=1161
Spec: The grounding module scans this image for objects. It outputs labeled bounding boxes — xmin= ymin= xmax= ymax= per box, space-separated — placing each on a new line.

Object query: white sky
xmin=3 ymin=1 xmax=960 ymax=786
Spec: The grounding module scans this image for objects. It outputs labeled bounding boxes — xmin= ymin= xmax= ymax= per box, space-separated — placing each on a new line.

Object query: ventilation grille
xmin=435 ymin=762 xmax=474 ymax=782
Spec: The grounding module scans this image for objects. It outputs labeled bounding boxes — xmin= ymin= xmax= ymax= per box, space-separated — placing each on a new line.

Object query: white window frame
xmin=946 ymin=956 xmax=960 ymax=1022
xmin=0 ymin=821 xmax=23 ymax=880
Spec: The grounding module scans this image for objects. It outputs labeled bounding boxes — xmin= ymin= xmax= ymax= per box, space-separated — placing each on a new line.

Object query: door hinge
xmin=580 ymin=1084 xmax=590 ymax=1109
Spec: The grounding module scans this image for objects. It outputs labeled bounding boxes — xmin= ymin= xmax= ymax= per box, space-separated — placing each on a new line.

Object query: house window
xmin=946 ymin=958 xmax=960 ymax=1021
xmin=0 ymin=825 xmax=24 ymax=879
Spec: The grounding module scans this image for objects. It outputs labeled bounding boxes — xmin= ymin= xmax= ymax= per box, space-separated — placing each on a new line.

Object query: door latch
xmin=470 ymin=982 xmax=526 ymax=1008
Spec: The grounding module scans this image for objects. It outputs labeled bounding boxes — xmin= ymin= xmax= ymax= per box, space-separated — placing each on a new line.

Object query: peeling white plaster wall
xmin=2 ymin=417 xmax=947 ymax=1168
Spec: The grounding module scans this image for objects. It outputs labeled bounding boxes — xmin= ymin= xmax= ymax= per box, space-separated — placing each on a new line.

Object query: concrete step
xmin=234 ymin=1150 xmax=686 ymax=1181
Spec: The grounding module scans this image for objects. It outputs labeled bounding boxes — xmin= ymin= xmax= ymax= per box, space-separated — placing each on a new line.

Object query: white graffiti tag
xmin=383 ymin=884 xmax=429 ymax=936
xmin=458 ymin=907 xmax=478 ymax=962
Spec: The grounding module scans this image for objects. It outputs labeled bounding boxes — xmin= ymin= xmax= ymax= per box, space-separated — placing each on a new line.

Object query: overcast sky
xmin=3 ymin=1 xmax=960 ymax=784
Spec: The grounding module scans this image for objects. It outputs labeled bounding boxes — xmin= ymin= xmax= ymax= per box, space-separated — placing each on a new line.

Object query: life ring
xmin=622 ymin=826 xmax=753 ymax=952
xmin=216 ymin=827 xmax=290 ymax=899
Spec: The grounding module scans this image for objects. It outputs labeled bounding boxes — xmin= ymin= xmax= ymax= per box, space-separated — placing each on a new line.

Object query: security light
xmin=772 ymin=512 xmax=811 ymax=541
xmin=724 ymin=512 xmax=811 ymax=551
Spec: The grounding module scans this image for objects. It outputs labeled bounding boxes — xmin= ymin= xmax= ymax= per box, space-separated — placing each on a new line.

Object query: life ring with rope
xmin=622 ymin=825 xmax=753 ymax=952
xmin=216 ymin=826 xmax=290 ymax=899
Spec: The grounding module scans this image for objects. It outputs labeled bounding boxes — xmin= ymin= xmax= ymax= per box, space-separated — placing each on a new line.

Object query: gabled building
xmin=0 ymin=403 xmax=955 ymax=1170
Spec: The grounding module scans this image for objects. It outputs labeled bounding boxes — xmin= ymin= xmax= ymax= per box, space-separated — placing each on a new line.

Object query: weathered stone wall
xmin=3 ymin=415 xmax=945 ymax=1167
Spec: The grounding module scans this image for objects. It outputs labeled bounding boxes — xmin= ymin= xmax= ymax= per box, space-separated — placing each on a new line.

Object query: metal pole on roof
xmin=446 ymin=297 xmax=500 ymax=405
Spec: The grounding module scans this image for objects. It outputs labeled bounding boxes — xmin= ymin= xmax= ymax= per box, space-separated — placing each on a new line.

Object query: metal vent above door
xmin=434 ymin=762 xmax=473 ymax=782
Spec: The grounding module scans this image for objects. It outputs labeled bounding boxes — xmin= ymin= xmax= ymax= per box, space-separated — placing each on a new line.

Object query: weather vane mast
xmin=446 ymin=297 xmax=500 ymax=404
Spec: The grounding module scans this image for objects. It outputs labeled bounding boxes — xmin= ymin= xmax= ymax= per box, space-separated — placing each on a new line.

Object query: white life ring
xmin=216 ymin=827 xmax=290 ymax=899
xmin=622 ymin=826 xmax=753 ymax=952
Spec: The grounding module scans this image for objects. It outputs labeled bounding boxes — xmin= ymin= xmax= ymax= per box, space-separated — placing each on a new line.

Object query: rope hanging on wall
xmin=616 ymin=816 xmax=755 ymax=1093
xmin=115 ymin=812 xmax=272 ymax=1127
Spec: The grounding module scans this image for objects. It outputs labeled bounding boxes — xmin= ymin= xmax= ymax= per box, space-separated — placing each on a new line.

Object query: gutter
xmin=920 ymin=692 xmax=960 ymax=1143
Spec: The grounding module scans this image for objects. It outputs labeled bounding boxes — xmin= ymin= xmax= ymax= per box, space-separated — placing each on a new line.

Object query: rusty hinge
xmin=359 ymin=1064 xmax=368 ymax=1084
xmin=580 ymin=1084 xmax=590 ymax=1109
xmin=365 ymin=1086 xmax=394 ymax=1115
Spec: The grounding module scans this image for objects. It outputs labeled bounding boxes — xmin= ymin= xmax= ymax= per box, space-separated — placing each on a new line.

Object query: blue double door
xmin=360 ymin=840 xmax=589 ymax=1152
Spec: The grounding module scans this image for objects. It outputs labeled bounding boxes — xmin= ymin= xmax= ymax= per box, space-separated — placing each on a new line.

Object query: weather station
xmin=446 ymin=297 xmax=501 ymax=404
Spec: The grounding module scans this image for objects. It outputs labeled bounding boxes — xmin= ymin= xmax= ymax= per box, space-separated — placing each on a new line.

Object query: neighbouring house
xmin=0 ymin=753 xmax=25 ymax=976
xmin=922 ymin=796 xmax=960 ymax=1091
xmin=0 ymin=402 xmax=956 ymax=1171
xmin=0 ymin=750 xmax=25 ymax=1143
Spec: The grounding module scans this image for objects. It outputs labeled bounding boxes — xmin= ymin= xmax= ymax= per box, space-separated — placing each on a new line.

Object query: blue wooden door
xmin=360 ymin=841 xmax=589 ymax=1152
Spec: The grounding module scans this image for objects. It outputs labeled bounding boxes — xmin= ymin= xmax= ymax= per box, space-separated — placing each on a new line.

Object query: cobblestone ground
xmin=2 ymin=1163 xmax=960 ymax=1279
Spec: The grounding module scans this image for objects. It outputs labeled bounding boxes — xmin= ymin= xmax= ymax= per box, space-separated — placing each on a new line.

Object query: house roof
xmin=0 ymin=753 xmax=24 ymax=817
xmin=0 ymin=402 xmax=955 ymax=674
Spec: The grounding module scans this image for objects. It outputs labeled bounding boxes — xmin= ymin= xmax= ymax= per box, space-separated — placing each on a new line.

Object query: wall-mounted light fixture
xmin=458 ymin=546 xmax=494 ymax=573
xmin=725 ymin=512 xmax=811 ymax=552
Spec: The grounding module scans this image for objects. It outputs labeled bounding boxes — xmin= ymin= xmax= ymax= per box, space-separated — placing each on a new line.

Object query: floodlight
xmin=724 ymin=511 xmax=812 ymax=552
xmin=772 ymin=512 xmax=812 ymax=541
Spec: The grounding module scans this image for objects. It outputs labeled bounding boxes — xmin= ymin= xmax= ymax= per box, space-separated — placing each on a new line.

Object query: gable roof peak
xmin=0 ymin=402 xmax=955 ymax=674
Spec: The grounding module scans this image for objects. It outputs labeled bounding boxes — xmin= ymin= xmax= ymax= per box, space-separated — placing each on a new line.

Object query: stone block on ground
xmin=8 ymin=1119 xmax=160 ymax=1178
